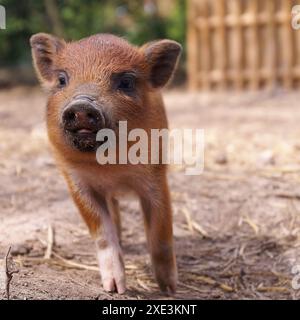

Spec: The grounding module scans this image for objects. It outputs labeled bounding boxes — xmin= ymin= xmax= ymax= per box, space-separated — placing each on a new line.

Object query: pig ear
xmin=142 ymin=40 xmax=182 ymax=88
xmin=30 ymin=33 xmax=65 ymax=85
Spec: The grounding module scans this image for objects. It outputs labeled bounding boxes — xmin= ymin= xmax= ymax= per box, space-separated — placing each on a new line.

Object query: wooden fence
xmin=187 ymin=0 xmax=300 ymax=90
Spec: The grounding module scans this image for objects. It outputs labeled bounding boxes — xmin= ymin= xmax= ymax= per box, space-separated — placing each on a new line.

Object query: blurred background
xmin=0 ymin=0 xmax=186 ymax=87
xmin=0 ymin=0 xmax=300 ymax=91
xmin=1 ymin=0 xmax=300 ymax=90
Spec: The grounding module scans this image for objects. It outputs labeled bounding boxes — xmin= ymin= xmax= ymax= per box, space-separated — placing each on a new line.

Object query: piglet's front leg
xmin=95 ymin=205 xmax=125 ymax=294
xmin=140 ymin=175 xmax=177 ymax=294
xmin=64 ymin=173 xmax=126 ymax=294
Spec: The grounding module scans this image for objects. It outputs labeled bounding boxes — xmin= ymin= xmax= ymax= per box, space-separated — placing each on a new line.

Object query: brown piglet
xmin=30 ymin=33 xmax=181 ymax=294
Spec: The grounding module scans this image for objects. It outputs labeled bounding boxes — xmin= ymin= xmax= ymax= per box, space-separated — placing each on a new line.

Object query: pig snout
xmin=62 ymin=95 xmax=104 ymax=133
xmin=61 ymin=95 xmax=106 ymax=152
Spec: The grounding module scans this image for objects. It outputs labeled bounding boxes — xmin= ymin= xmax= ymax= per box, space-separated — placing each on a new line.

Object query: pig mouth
xmin=76 ymin=128 xmax=94 ymax=134
xmin=61 ymin=97 xmax=109 ymax=152
xmin=64 ymin=126 xmax=101 ymax=152
xmin=69 ymin=127 xmax=97 ymax=135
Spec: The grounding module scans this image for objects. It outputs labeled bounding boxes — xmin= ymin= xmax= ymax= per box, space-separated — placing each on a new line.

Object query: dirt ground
xmin=1 ymin=87 xmax=300 ymax=300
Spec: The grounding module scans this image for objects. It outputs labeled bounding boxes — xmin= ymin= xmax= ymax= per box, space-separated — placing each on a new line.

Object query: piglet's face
xmin=30 ymin=33 xmax=181 ymax=153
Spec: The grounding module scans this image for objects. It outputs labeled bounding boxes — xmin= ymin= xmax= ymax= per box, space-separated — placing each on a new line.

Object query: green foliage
xmin=0 ymin=0 xmax=186 ymax=68
xmin=166 ymin=0 xmax=186 ymax=52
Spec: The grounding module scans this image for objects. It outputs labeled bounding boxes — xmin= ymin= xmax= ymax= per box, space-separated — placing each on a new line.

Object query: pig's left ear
xmin=141 ymin=40 xmax=182 ymax=88
xmin=30 ymin=33 xmax=65 ymax=86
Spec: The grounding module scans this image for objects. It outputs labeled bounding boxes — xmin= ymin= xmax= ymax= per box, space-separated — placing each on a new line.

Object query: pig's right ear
xmin=30 ymin=33 xmax=65 ymax=86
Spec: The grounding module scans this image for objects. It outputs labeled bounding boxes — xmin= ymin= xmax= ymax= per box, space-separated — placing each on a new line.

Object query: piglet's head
xmin=30 ymin=33 xmax=181 ymax=153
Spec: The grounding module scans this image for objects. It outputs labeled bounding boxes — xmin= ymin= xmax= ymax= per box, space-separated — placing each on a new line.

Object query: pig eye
xmin=117 ymin=74 xmax=136 ymax=93
xmin=57 ymin=72 xmax=68 ymax=88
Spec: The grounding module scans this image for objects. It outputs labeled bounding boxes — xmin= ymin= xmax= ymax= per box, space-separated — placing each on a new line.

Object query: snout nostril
xmin=87 ymin=112 xmax=95 ymax=119
xmin=87 ymin=110 xmax=100 ymax=123
xmin=64 ymin=110 xmax=76 ymax=122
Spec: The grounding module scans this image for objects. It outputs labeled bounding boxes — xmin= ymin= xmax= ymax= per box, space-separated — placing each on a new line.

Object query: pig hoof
xmin=158 ymin=280 xmax=177 ymax=295
xmin=97 ymin=247 xmax=126 ymax=294
xmin=102 ymin=277 xmax=126 ymax=294
xmin=156 ymin=270 xmax=177 ymax=295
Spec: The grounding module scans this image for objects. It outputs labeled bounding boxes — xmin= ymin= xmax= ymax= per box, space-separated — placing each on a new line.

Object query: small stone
xmin=10 ymin=244 xmax=31 ymax=256
xmin=257 ymin=150 xmax=275 ymax=166
xmin=64 ymin=252 xmax=74 ymax=259
xmin=215 ymin=153 xmax=228 ymax=165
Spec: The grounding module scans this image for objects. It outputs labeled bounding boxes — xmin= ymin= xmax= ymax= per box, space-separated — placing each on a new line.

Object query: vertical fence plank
xmin=231 ymin=0 xmax=243 ymax=89
xmin=187 ymin=0 xmax=199 ymax=90
xmin=215 ymin=0 xmax=227 ymax=89
xmin=294 ymin=0 xmax=300 ymax=84
xmin=248 ymin=0 xmax=260 ymax=89
xmin=198 ymin=0 xmax=211 ymax=90
xmin=266 ymin=0 xmax=277 ymax=88
xmin=282 ymin=0 xmax=293 ymax=88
